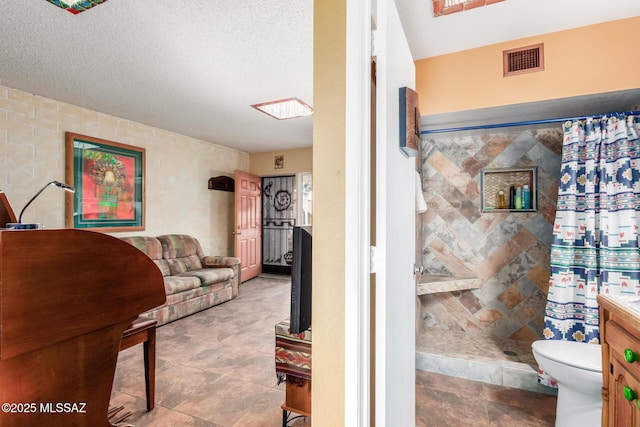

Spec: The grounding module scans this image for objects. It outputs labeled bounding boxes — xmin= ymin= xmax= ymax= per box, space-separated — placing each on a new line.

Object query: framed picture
xmin=399 ymin=86 xmax=421 ymax=158
xmin=274 ymin=155 xmax=284 ymax=169
xmin=65 ymin=132 xmax=145 ymax=231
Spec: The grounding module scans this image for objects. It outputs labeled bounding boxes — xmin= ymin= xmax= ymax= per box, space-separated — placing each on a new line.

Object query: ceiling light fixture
xmin=45 ymin=0 xmax=108 ymax=14
xmin=251 ymin=97 xmax=313 ymax=120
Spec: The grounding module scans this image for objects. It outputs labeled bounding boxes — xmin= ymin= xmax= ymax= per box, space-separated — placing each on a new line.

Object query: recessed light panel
xmin=251 ymin=97 xmax=313 ymax=120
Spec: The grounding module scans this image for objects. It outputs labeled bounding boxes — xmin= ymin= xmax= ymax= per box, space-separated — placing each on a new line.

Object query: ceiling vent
xmin=503 ymin=43 xmax=544 ymax=77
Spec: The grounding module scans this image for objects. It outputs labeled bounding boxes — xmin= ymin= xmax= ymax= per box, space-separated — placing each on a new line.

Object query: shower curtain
xmin=540 ymin=114 xmax=640 ymax=386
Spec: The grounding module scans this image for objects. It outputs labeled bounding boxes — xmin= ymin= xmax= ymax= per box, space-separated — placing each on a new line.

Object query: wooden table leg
xmin=143 ymin=325 xmax=155 ymax=411
xmin=120 ymin=317 xmax=157 ymax=412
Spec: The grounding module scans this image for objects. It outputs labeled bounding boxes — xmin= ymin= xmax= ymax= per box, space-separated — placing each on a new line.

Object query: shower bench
xmin=416 ymin=274 xmax=482 ymax=295
xmin=415 ymin=274 xmax=482 ymax=337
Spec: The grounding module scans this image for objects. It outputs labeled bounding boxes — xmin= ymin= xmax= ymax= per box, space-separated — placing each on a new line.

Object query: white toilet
xmin=532 ymin=340 xmax=602 ymax=427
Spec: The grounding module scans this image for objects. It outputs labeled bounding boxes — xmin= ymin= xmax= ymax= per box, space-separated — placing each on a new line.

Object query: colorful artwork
xmin=66 ymin=133 xmax=145 ymax=231
xmin=45 ymin=0 xmax=109 ymax=14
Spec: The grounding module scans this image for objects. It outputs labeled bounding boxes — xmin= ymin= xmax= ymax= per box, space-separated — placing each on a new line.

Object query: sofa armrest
xmin=202 ymin=256 xmax=241 ymax=297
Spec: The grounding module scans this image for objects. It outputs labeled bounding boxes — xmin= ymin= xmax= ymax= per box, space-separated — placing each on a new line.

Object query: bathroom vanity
xmin=599 ymin=294 xmax=640 ymax=426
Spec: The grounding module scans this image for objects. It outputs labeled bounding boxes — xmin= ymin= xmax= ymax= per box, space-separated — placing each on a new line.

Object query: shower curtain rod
xmin=420 ymin=110 xmax=640 ymax=135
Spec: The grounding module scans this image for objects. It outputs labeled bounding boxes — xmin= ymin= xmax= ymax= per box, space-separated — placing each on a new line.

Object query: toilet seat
xmin=532 ymin=340 xmax=602 ymax=372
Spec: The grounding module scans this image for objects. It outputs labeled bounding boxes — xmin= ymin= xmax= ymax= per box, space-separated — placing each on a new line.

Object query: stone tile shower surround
xmin=419 ymin=127 xmax=562 ymax=343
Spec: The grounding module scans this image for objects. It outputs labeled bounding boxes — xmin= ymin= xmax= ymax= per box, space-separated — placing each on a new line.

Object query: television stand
xmin=281 ymin=378 xmax=311 ymax=426
xmin=275 ymin=318 xmax=312 ymax=427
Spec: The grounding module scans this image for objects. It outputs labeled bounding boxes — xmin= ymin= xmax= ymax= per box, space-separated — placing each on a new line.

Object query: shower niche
xmin=480 ymin=167 xmax=537 ymax=213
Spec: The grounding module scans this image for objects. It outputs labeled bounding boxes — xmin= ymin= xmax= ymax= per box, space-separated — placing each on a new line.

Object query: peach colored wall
xmin=415 ymin=17 xmax=640 ymax=115
xmin=0 ymin=85 xmax=249 ymax=256
xmin=313 ymin=0 xmax=346 ymax=424
xmin=249 ymin=147 xmax=312 ymax=176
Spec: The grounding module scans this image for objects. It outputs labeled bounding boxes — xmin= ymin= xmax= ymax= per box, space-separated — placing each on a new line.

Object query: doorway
xmin=262 ymin=175 xmax=296 ymax=274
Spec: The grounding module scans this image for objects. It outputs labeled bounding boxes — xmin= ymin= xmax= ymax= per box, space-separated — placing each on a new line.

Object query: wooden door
xmin=234 ymin=169 xmax=262 ymax=282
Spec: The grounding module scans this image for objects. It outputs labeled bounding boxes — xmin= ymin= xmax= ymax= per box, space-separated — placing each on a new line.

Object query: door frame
xmin=343 ymin=0 xmax=373 ymax=425
xmin=261 ymin=174 xmax=297 ymax=275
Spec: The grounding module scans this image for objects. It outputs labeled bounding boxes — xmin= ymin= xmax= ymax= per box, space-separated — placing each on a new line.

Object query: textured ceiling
xmin=0 ymin=0 xmax=313 ymax=153
xmin=1 ymin=1 xmax=639 ymax=153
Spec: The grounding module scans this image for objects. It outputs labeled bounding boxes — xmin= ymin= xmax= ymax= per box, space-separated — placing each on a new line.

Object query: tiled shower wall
xmin=419 ymin=126 xmax=562 ymax=342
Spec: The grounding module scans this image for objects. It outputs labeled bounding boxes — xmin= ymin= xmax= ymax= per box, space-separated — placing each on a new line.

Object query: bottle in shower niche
xmin=509 ymin=185 xmax=515 ymax=209
xmin=522 ymin=184 xmax=531 ymax=209
xmin=497 ymin=190 xmax=506 ymax=209
xmin=515 ymin=187 xmax=522 ymax=209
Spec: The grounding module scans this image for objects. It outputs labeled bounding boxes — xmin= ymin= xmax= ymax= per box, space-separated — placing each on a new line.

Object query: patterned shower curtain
xmin=540 ymin=114 xmax=640 ymax=386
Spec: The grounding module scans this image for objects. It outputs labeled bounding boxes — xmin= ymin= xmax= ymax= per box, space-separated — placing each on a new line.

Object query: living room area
xmin=110 ymin=273 xmax=309 ymax=426
xmin=0 ymin=76 xmax=315 ymax=424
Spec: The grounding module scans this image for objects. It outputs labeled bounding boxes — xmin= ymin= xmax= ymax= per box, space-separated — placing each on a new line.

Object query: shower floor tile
xmin=416 ymin=328 xmax=555 ymax=395
xmin=416 ymin=328 xmax=536 ymax=364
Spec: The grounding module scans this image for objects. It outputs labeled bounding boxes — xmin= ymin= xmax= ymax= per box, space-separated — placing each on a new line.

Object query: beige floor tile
xmin=112 ymin=274 xmax=554 ymax=427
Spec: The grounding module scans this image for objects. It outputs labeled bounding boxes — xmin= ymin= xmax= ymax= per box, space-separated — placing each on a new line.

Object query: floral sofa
xmin=120 ymin=234 xmax=240 ymax=325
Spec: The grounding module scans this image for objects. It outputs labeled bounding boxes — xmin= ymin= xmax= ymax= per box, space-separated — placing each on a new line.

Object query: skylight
xmin=433 ymin=0 xmax=505 ymax=17
xmin=251 ymin=98 xmax=313 ymax=120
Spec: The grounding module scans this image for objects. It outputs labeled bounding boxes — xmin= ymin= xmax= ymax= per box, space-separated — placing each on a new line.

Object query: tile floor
xmin=416 ymin=370 xmax=557 ymax=426
xmin=110 ymin=274 xmax=556 ymax=426
xmin=416 ymin=327 xmax=555 ymax=395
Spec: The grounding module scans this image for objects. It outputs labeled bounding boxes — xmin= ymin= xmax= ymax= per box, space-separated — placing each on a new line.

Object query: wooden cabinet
xmin=599 ymin=295 xmax=640 ymax=426
xmin=610 ymin=356 xmax=640 ymax=426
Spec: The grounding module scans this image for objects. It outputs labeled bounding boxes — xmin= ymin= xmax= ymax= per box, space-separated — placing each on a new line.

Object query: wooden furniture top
xmin=0 ymin=191 xmax=16 ymax=228
xmin=0 ymin=229 xmax=166 ymax=426
xmin=598 ymin=294 xmax=640 ymax=331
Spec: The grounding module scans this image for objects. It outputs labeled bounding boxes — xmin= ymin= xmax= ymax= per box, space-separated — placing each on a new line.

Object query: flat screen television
xmin=290 ymin=225 xmax=312 ymax=334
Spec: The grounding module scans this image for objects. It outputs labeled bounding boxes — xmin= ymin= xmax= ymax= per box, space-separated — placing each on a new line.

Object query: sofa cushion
xmin=120 ymin=236 xmax=171 ymax=277
xmin=157 ymin=234 xmax=205 ymax=260
xmin=166 ymin=255 xmax=203 ymax=275
xmin=153 ymin=260 xmax=171 ymax=277
xmin=158 ymin=234 xmax=205 ymax=275
xmin=163 ymin=275 xmax=201 ymax=296
xmin=163 ymin=281 xmax=230 ymax=306
xmin=180 ymin=267 xmax=234 ymax=286
xmin=146 ymin=284 xmax=234 ymax=325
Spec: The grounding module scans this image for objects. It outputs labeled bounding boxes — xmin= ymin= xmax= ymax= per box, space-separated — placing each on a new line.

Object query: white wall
xmin=0 ymin=85 xmax=249 ymax=255
xmin=375 ymin=0 xmax=416 ymax=425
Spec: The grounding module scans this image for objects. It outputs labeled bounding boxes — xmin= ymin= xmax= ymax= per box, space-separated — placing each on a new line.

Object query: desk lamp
xmin=8 ymin=181 xmax=75 ymax=229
